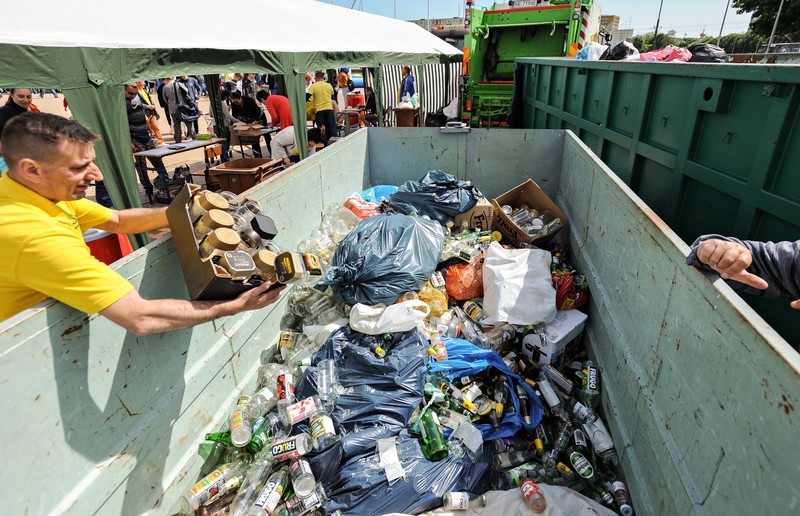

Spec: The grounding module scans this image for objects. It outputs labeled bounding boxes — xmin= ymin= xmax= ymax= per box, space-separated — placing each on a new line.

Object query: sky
xmin=323 ymin=0 xmax=754 ymax=38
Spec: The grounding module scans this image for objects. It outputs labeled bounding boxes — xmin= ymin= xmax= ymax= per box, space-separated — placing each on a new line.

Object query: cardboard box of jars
xmin=491 ymin=179 xmax=568 ymax=247
xmin=166 ymin=184 xmax=281 ymax=300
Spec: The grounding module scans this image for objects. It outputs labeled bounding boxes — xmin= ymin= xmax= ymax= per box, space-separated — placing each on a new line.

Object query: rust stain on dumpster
xmin=779 ymin=394 xmax=794 ymax=415
xmin=61 ymin=323 xmax=85 ymax=337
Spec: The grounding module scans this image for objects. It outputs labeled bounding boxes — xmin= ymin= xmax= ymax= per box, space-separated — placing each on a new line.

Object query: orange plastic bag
xmin=445 ymin=257 xmax=484 ymax=301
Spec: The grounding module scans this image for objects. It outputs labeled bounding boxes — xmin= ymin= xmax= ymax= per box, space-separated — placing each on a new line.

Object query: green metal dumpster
xmin=513 ymin=57 xmax=800 ymax=344
xmin=1 ymin=128 xmax=797 ymax=514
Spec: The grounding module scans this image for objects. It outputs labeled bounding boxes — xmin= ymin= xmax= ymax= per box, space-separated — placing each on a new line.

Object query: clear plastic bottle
xmin=520 ymin=479 xmax=547 ymax=513
xmin=442 ymin=492 xmax=487 ymax=511
xmin=289 ymin=457 xmax=317 ymax=498
xmin=230 ymin=395 xmax=254 ymax=447
xmin=180 ymin=461 xmax=246 ymax=513
xmin=247 ymin=466 xmax=289 ymax=516
xmin=229 ymin=458 xmax=275 ymax=516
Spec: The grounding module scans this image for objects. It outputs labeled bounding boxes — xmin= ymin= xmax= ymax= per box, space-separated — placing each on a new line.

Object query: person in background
xmin=400 ymin=65 xmax=415 ymax=101
xmin=217 ymin=90 xmax=239 ymax=162
xmin=242 ymin=73 xmax=258 ymax=99
xmin=305 ymin=73 xmax=313 ymax=91
xmin=271 ymin=127 xmax=321 ymax=166
xmin=0 ymin=112 xmax=283 ymax=332
xmin=360 ymin=85 xmax=379 ymax=127
xmin=336 ymin=69 xmax=352 ymax=111
xmin=136 ymin=81 xmax=163 ymax=146
xmin=230 ymin=90 xmax=265 ymax=157
xmin=307 ymin=71 xmax=337 ymax=145
xmin=156 ymin=78 xmax=173 ymax=128
xmin=0 ymin=89 xmax=35 ymax=138
xmin=687 ymin=234 xmax=800 ymax=309
xmin=162 ymin=77 xmax=196 ymax=142
xmin=255 ymin=89 xmax=292 ymax=131
xmin=181 ymin=76 xmax=202 ymax=135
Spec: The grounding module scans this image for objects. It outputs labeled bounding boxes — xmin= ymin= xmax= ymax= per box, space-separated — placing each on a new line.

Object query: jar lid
xmin=208 ymin=228 xmax=241 ymax=250
xmin=253 ymin=250 xmax=278 ymax=270
xmin=199 ymin=191 xmax=230 ymax=211
xmin=238 ymin=228 xmax=263 ymax=249
xmin=203 ymin=209 xmax=235 ymax=229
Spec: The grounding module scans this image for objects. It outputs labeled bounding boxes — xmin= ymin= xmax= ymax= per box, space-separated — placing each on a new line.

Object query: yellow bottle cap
xmin=463 ymin=399 xmax=476 ymax=411
xmin=491 ymin=231 xmax=503 ymax=242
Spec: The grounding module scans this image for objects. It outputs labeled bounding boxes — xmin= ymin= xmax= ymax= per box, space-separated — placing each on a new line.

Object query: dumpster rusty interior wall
xmin=0 ymin=128 xmax=798 ymax=515
xmin=514 ymin=57 xmax=800 ymax=345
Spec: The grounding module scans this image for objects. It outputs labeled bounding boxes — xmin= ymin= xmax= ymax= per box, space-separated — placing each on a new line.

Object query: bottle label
xmin=189 ymin=468 xmax=223 ymax=496
xmin=449 ymin=492 xmax=470 ymax=510
xmin=520 ymin=479 xmax=542 ymax=500
xmin=254 ymin=386 xmax=276 ymax=403
xmin=430 ymin=271 xmax=446 ymax=289
xmin=462 ymin=383 xmax=482 ymax=402
xmin=279 ymin=331 xmax=300 ymax=354
xmin=573 ymin=401 xmax=593 ymax=422
xmin=463 ymin=301 xmax=483 ymax=321
xmin=583 ymin=364 xmax=600 ymax=392
xmin=612 ymin=480 xmax=627 ymax=492
xmin=569 ymin=451 xmax=594 ymax=479
xmin=573 ymin=428 xmax=588 ymax=448
xmin=230 ymin=410 xmax=246 ymax=432
xmin=285 ymin=397 xmax=319 ymax=425
xmin=255 ymin=479 xmax=284 ymax=512
xmin=272 ymin=435 xmax=304 ymax=461
xmin=310 ymin=414 xmax=335 ymax=441
xmin=285 ymin=489 xmax=323 ymax=511
xmin=276 ymin=374 xmax=295 ymax=401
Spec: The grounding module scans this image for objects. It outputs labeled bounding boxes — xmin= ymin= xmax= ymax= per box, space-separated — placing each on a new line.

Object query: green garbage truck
xmin=1 ymin=128 xmax=797 ymax=514
xmin=461 ymin=0 xmax=600 ymax=126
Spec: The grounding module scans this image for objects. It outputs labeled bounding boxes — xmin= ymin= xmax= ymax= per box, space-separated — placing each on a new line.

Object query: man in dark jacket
xmin=0 ymin=89 xmax=33 ymax=140
xmin=230 ymin=90 xmax=265 ymax=157
xmin=687 ymin=234 xmax=800 ymax=309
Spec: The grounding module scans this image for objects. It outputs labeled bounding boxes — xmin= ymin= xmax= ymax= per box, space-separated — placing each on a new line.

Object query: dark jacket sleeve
xmin=687 ymin=234 xmax=800 ymax=300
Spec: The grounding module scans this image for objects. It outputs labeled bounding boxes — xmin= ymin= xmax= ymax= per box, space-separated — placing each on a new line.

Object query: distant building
xmin=600 ymin=15 xmax=620 ymax=32
xmin=609 ymin=28 xmax=634 ymax=45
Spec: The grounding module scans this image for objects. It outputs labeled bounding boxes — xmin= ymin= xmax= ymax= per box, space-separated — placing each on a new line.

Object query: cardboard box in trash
xmin=491 ymin=179 xmax=568 ymax=247
xmin=521 ymin=309 xmax=588 ymax=365
xmin=454 ymin=198 xmax=493 ymax=231
xmin=166 ymin=184 xmax=268 ymax=301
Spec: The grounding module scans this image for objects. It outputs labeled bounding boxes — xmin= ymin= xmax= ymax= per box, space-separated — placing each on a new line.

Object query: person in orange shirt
xmin=255 ymin=90 xmax=293 ymax=131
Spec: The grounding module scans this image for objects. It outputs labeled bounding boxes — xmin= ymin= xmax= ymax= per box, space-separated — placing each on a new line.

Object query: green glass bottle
xmin=247 ymin=416 xmax=272 ymax=454
xmin=205 ymin=429 xmax=234 ymax=447
xmin=419 ymin=410 xmax=449 ymax=461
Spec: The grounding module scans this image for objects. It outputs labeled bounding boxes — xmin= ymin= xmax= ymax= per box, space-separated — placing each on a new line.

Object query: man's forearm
xmin=99 ymin=207 xmax=169 ymax=234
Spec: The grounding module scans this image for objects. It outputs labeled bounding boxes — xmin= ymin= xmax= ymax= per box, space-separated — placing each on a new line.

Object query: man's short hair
xmin=365 ymin=86 xmax=373 ymax=93
xmin=307 ymin=128 xmax=322 ymax=144
xmin=402 ymin=66 xmax=411 ymax=74
xmin=230 ymin=90 xmax=243 ymax=100
xmin=0 ymin=112 xmax=98 ymax=171
xmin=255 ymin=89 xmax=269 ymax=102
xmin=315 ymin=71 xmax=324 ymax=79
xmin=220 ymin=90 xmax=230 ymax=101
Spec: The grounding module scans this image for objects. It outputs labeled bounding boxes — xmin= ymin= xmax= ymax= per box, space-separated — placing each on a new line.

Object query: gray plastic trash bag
xmin=390 ymin=170 xmax=481 ymax=224
xmin=316 ymin=214 xmax=445 ymax=305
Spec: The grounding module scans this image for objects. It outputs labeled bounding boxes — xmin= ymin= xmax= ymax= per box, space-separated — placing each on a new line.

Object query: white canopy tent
xmin=0 ymin=0 xmax=461 ymax=245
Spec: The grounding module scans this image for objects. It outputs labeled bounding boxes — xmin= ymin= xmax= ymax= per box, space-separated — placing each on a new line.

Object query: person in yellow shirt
xmin=307 ymin=71 xmax=338 ymax=145
xmin=0 ymin=112 xmax=283 ymax=334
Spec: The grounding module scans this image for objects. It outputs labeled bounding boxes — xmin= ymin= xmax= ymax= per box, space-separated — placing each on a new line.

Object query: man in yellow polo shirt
xmin=307 ymin=71 xmax=338 ymax=145
xmin=0 ymin=112 xmax=282 ymax=334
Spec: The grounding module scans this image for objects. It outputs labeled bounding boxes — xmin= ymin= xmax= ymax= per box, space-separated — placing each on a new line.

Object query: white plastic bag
xmin=482 ymin=242 xmax=556 ymax=325
xmin=349 ymin=300 xmax=431 ymax=335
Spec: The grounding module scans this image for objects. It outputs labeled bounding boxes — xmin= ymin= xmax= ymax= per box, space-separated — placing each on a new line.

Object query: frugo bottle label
xmin=271 ymin=435 xmax=306 ymax=461
xmin=254 ymin=479 xmax=284 ymax=513
xmin=190 ymin=468 xmax=223 ymax=496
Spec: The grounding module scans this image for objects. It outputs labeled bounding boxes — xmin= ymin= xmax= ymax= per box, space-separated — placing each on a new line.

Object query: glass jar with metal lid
xmin=199 ymin=227 xmax=241 ymax=260
xmin=218 ymin=191 xmax=242 ymax=213
xmin=252 ymin=249 xmax=278 ymax=280
xmin=188 ymin=190 xmax=230 ymax=224
xmin=237 ymin=199 xmax=263 ymax=222
xmin=218 ymin=251 xmax=257 ymax=280
xmin=194 ymin=209 xmax=235 ymax=242
xmin=237 ymin=228 xmax=264 ymax=252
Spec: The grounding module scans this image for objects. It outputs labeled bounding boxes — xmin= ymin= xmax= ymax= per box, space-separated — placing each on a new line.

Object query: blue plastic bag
xmin=315 ymin=214 xmax=445 ymax=305
xmin=360 ymin=184 xmax=398 ymax=203
xmin=428 ymin=338 xmax=544 ymax=440
xmin=389 ymin=170 xmax=481 ymax=224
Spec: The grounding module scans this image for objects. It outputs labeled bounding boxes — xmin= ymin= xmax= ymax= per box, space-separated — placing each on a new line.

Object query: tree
xmin=732 ymin=0 xmax=800 ymax=41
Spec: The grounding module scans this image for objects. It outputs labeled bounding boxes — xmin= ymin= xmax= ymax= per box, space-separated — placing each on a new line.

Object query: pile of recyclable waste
xmin=182 ymin=172 xmax=634 ymax=516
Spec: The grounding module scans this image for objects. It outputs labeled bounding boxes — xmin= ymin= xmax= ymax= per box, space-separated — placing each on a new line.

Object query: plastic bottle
xmin=248 ymin=466 xmax=289 ymax=516
xmin=309 ymin=407 xmax=338 ymax=450
xmin=442 ymin=492 xmax=488 ymax=511
xmin=181 ymin=461 xmax=246 ymax=513
xmin=608 ymin=480 xmax=635 ymax=516
xmin=230 ymin=395 xmax=254 ymax=447
xmin=270 ymin=433 xmax=313 ymax=462
xmin=229 ymin=457 xmax=275 ymax=516
xmin=520 ymin=479 xmax=547 ymax=513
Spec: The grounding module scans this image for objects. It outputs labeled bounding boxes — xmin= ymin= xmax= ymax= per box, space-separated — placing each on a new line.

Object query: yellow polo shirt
xmin=0 ymin=174 xmax=134 ymax=321
xmin=307 ymin=80 xmax=334 ymax=112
